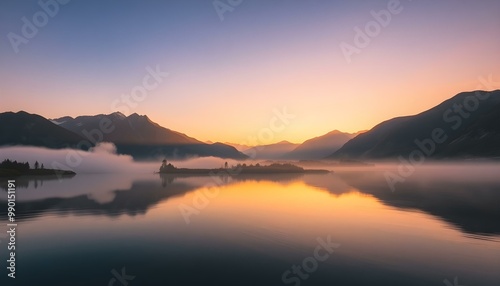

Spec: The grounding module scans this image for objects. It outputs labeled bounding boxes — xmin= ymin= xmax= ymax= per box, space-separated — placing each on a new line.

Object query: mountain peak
xmin=329 ymin=90 xmax=500 ymax=159
xmin=326 ymin=130 xmax=343 ymax=135
xmin=127 ymin=113 xmax=150 ymax=120
xmin=111 ymin=112 xmax=126 ymax=119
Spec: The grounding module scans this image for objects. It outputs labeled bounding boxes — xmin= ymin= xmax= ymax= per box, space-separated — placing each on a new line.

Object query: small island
xmin=158 ymin=160 xmax=330 ymax=175
xmin=0 ymin=159 xmax=76 ymax=177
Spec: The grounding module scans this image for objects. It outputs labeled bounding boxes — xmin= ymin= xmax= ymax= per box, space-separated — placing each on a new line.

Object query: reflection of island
xmin=2 ymin=168 xmax=500 ymax=240
xmin=159 ymin=159 xmax=329 ymax=175
xmin=0 ymin=159 xmax=75 ymax=177
xmin=0 ymin=173 xmax=308 ymax=222
xmin=0 ymin=178 xmax=196 ymax=221
xmin=160 ymin=172 xmax=306 ymax=186
xmin=0 ymin=175 xmax=75 ymax=191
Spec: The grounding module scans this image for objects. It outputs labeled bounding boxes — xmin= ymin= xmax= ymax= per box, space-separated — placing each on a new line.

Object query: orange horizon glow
xmin=2 ymin=1 xmax=499 ymax=145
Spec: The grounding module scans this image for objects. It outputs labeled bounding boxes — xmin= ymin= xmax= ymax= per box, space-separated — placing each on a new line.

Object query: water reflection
xmin=336 ymin=171 xmax=500 ymax=237
xmin=1 ymin=170 xmax=500 ymax=240
xmin=0 ymin=170 xmax=499 ymax=285
xmin=0 ymin=174 xmax=75 ymax=190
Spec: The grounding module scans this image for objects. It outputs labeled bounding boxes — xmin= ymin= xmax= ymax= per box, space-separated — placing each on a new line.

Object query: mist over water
xmin=1 ymin=146 xmax=500 ymax=285
xmin=295 ymin=160 xmax=500 ymax=182
xmin=0 ymin=143 xmax=247 ymax=174
xmin=2 ymin=144 xmax=500 ymax=181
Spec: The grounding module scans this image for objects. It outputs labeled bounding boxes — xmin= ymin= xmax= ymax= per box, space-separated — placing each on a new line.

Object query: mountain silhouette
xmin=0 ymin=111 xmax=246 ymax=160
xmin=0 ymin=111 xmax=88 ymax=149
xmin=52 ymin=112 xmax=247 ymax=160
xmin=285 ymin=130 xmax=359 ymax=160
xmin=52 ymin=112 xmax=201 ymax=145
xmin=328 ymin=90 xmax=500 ymax=159
xmin=242 ymin=140 xmax=299 ymax=159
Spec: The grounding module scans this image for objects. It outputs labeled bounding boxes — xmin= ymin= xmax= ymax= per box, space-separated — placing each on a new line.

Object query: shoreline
xmin=157 ymin=168 xmax=331 ymax=176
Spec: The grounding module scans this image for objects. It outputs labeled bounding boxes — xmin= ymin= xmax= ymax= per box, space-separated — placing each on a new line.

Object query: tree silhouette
xmin=0 ymin=159 xmax=30 ymax=171
xmin=35 ymin=161 xmax=39 ymax=170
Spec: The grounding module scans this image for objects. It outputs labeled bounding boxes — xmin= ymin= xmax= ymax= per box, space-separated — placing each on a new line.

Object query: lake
xmin=1 ymin=167 xmax=499 ymax=285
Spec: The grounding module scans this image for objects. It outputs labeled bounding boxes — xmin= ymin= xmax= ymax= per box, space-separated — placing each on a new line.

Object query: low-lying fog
xmin=1 ymin=143 xmax=500 ymax=182
xmin=0 ymin=143 xmax=255 ymax=174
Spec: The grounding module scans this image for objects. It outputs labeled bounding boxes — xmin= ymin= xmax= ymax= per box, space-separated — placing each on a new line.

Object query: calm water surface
xmin=1 ymin=170 xmax=499 ymax=285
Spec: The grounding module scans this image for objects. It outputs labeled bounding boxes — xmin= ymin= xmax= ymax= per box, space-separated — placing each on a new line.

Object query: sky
xmin=1 ymin=0 xmax=499 ymax=145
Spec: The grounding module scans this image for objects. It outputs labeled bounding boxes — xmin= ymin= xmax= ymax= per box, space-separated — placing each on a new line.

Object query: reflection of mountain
xmin=0 ymin=173 xmax=305 ymax=221
xmin=329 ymin=90 xmax=500 ymax=159
xmin=2 ymin=171 xmax=499 ymax=239
xmin=336 ymin=171 xmax=500 ymax=237
xmin=0 ymin=178 xmax=195 ymax=221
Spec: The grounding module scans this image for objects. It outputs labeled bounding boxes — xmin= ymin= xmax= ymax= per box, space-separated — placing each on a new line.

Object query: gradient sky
xmin=1 ymin=0 xmax=499 ymax=144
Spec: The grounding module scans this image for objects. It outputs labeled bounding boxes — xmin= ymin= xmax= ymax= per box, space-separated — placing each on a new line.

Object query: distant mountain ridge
xmin=0 ymin=111 xmax=88 ymax=149
xmin=232 ymin=130 xmax=361 ymax=160
xmin=52 ymin=112 xmax=201 ymax=145
xmin=52 ymin=112 xmax=247 ymax=160
xmin=328 ymin=90 xmax=500 ymax=159
xmin=242 ymin=141 xmax=299 ymax=159
xmin=285 ymin=130 xmax=360 ymax=160
xmin=0 ymin=111 xmax=247 ymax=160
xmin=2 ymin=89 xmax=499 ymax=161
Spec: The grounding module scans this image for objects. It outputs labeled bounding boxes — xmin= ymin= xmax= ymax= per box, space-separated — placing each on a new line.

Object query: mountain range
xmin=284 ymin=130 xmax=361 ymax=160
xmin=52 ymin=112 xmax=200 ymax=145
xmin=238 ymin=130 xmax=361 ymax=160
xmin=329 ymin=90 xmax=500 ymax=159
xmin=0 ymin=111 xmax=87 ymax=149
xmin=242 ymin=141 xmax=299 ymax=159
xmin=0 ymin=111 xmax=247 ymax=160
xmin=1 ymin=89 xmax=499 ymax=161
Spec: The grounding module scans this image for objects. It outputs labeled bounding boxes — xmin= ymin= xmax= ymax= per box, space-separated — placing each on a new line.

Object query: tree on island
xmin=0 ymin=159 xmax=30 ymax=171
xmin=159 ymin=159 xmax=175 ymax=173
xmin=0 ymin=159 xmax=76 ymax=177
xmin=160 ymin=159 xmax=167 ymax=172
